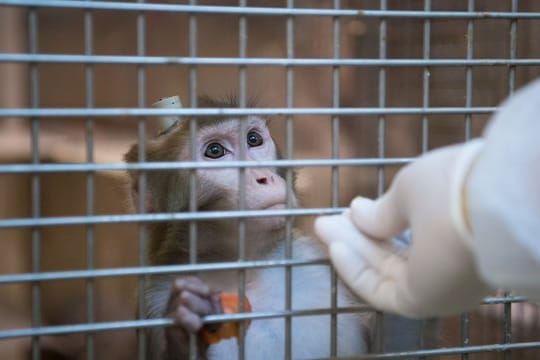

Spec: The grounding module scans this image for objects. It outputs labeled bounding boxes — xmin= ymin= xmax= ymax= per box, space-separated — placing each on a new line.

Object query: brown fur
xmin=124 ymin=96 xmax=288 ymax=265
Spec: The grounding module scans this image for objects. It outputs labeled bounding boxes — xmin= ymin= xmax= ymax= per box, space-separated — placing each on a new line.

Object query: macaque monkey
xmin=124 ymin=96 xmax=422 ymax=359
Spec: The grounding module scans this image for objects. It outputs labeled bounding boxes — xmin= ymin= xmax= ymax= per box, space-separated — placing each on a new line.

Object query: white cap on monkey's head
xmin=153 ymin=95 xmax=183 ymax=131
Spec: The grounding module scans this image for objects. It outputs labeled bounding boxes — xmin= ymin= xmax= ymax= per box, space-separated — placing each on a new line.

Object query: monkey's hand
xmin=165 ymin=276 xmax=223 ymax=354
xmin=315 ymin=142 xmax=492 ymax=318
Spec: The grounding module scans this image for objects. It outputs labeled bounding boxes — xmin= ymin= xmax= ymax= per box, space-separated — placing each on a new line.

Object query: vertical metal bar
xmin=376 ymin=0 xmax=387 ymax=197
xmin=29 ymin=8 xmax=41 ymax=360
xmin=374 ymin=0 xmax=387 ymax=353
xmin=84 ymin=6 xmax=96 ymax=360
xmin=464 ymin=0 xmax=475 ymax=141
xmin=508 ymin=0 xmax=518 ymax=95
xmin=461 ymin=2 xmax=475 ymax=359
xmin=460 ymin=313 xmax=470 ymax=360
xmin=136 ymin=3 xmax=148 ymax=359
xmin=504 ymin=3 xmax=518 ymax=358
xmin=188 ymin=1 xmax=199 ymax=266
xmin=237 ymin=1 xmax=248 ymax=359
xmin=420 ymin=5 xmax=432 ymax=355
xmin=421 ymin=0 xmax=431 ymax=152
xmin=330 ymin=0 xmax=341 ymax=356
xmin=503 ymin=293 xmax=512 ymax=360
xmin=285 ymin=1 xmax=295 ymax=358
xmin=188 ymin=1 xmax=199 ymax=358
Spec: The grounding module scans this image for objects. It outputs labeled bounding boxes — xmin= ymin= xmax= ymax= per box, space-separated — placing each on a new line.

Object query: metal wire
xmin=461 ymin=2 xmax=475 ymax=357
xmin=3 ymin=53 xmax=540 ymax=66
xmin=421 ymin=0 xmax=431 ymax=153
xmin=237 ymin=1 xmax=248 ymax=358
xmin=373 ymin=0 xmax=388 ymax=352
xmin=0 ymin=106 xmax=499 ymax=118
xmin=503 ymin=1 xmax=520 ymax=359
xmin=418 ymin=6 xmax=431 ymax=357
xmin=0 ymin=206 xmax=379 ymax=229
xmin=135 ymin=2 xmax=149 ymax=358
xmin=0 ymin=258 xmax=332 ymax=285
xmin=284 ymin=0 xmax=295 ymax=358
xmin=330 ymin=0 xmax=341 ymax=355
xmin=188 ymin=0 xmax=199 ymax=357
xmin=1 ymin=1 xmax=540 ymax=19
xmin=84 ymin=5 xmax=96 ymax=360
xmin=0 ymin=158 xmax=413 ymax=174
xmin=28 ymin=7 xmax=41 ymax=360
xmin=0 ymin=305 xmax=373 ymax=340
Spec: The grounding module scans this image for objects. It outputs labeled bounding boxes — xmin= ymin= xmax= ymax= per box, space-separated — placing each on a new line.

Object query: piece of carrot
xmin=200 ymin=293 xmax=252 ymax=345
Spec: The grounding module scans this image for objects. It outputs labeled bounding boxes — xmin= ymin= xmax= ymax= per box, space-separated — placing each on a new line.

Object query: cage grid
xmin=0 ymin=1 xmax=540 ymax=359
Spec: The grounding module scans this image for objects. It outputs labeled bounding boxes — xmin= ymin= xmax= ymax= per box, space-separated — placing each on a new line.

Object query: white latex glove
xmin=315 ymin=141 xmax=493 ymax=318
xmin=466 ymin=78 xmax=540 ymax=301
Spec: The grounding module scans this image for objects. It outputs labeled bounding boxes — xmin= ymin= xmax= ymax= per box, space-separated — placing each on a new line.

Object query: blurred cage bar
xmin=0 ymin=1 xmax=540 ymax=359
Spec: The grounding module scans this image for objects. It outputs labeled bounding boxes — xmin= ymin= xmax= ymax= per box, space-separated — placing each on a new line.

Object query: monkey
xmin=124 ymin=96 xmax=428 ymax=359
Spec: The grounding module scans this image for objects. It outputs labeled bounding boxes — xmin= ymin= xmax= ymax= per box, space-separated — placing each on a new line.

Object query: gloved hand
xmin=315 ymin=141 xmax=493 ymax=318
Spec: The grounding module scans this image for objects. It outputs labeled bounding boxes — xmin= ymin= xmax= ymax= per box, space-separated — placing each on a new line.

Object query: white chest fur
xmin=207 ymin=238 xmax=368 ymax=359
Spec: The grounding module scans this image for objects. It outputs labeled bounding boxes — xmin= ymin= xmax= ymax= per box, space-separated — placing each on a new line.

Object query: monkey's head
xmin=124 ymin=97 xmax=296 ymax=262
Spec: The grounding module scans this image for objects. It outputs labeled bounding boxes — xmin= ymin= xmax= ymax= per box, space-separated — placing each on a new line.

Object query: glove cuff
xmin=449 ymin=139 xmax=485 ymax=249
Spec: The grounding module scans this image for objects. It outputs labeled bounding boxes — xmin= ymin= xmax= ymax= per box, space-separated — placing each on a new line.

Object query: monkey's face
xmin=182 ymin=116 xmax=295 ymax=232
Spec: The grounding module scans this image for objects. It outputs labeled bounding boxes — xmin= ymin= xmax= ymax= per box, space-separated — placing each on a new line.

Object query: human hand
xmin=316 ymin=142 xmax=492 ymax=317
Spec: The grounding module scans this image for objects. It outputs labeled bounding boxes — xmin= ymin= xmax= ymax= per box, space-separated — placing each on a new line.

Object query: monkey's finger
xmin=202 ymin=293 xmax=224 ymax=333
xmin=172 ymin=276 xmax=212 ymax=297
xmin=171 ymin=305 xmax=204 ymax=333
xmin=349 ymin=195 xmax=408 ymax=241
xmin=210 ymin=292 xmax=224 ymax=315
xmin=328 ymin=241 xmax=410 ymax=315
xmin=176 ymin=291 xmax=218 ymax=316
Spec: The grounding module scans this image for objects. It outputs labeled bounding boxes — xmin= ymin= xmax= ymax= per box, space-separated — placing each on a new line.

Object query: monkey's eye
xmin=247 ymin=131 xmax=263 ymax=147
xmin=204 ymin=143 xmax=226 ymax=159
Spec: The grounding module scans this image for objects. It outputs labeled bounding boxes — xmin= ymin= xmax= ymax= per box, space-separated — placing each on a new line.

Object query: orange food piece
xmin=200 ymin=293 xmax=252 ymax=345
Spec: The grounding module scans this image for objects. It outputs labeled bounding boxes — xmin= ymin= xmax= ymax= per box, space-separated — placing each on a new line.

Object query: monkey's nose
xmin=256 ymin=175 xmax=276 ymax=185
xmin=256 ymin=177 xmax=268 ymax=185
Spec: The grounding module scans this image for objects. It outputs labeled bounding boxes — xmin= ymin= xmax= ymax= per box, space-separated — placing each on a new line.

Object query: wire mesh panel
xmin=0 ymin=1 xmax=539 ymax=359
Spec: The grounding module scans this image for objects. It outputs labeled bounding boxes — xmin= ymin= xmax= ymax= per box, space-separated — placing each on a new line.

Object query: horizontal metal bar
xmin=0 ymin=258 xmax=330 ymax=284
xmin=0 ymin=158 xmax=412 ymax=174
xmin=359 ymin=10 xmax=540 ymax=19
xmin=0 ymin=306 xmax=370 ymax=340
xmin=1 ymin=251 xmax=528 ymax=311
xmin=2 ymin=317 xmax=538 ymax=358
xmin=0 ymin=0 xmax=358 ymax=16
xmin=482 ymin=295 xmax=528 ymax=304
xmin=2 ymin=54 xmax=540 ymax=67
xmin=0 ymin=318 xmax=171 ymax=340
xmin=203 ymin=306 xmax=374 ymax=324
xmin=0 ymin=263 xmax=531 ymax=309
xmin=1 ymin=1 xmax=539 ymax=19
xmin=0 ymin=106 xmax=497 ymax=118
xmin=336 ymin=342 xmax=540 ymax=359
xmin=0 ymin=260 xmax=527 ymax=302
xmin=0 ymin=207 xmax=346 ymax=229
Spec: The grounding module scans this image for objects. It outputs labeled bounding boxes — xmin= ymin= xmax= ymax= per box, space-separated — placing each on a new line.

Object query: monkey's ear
xmin=127 ymin=174 xmax=156 ymax=213
xmin=124 ymin=145 xmax=157 ymax=213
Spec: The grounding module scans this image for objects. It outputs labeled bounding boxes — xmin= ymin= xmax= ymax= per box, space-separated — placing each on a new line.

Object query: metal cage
xmin=0 ymin=1 xmax=539 ymax=359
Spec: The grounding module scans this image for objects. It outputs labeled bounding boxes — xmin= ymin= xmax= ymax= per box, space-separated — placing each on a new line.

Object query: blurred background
xmin=1 ymin=1 xmax=540 ymax=359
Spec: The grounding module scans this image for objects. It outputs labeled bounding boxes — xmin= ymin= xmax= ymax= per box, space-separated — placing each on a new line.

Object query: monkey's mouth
xmin=249 ymin=203 xmax=288 ymax=231
xmin=262 ymin=203 xmax=286 ymax=211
